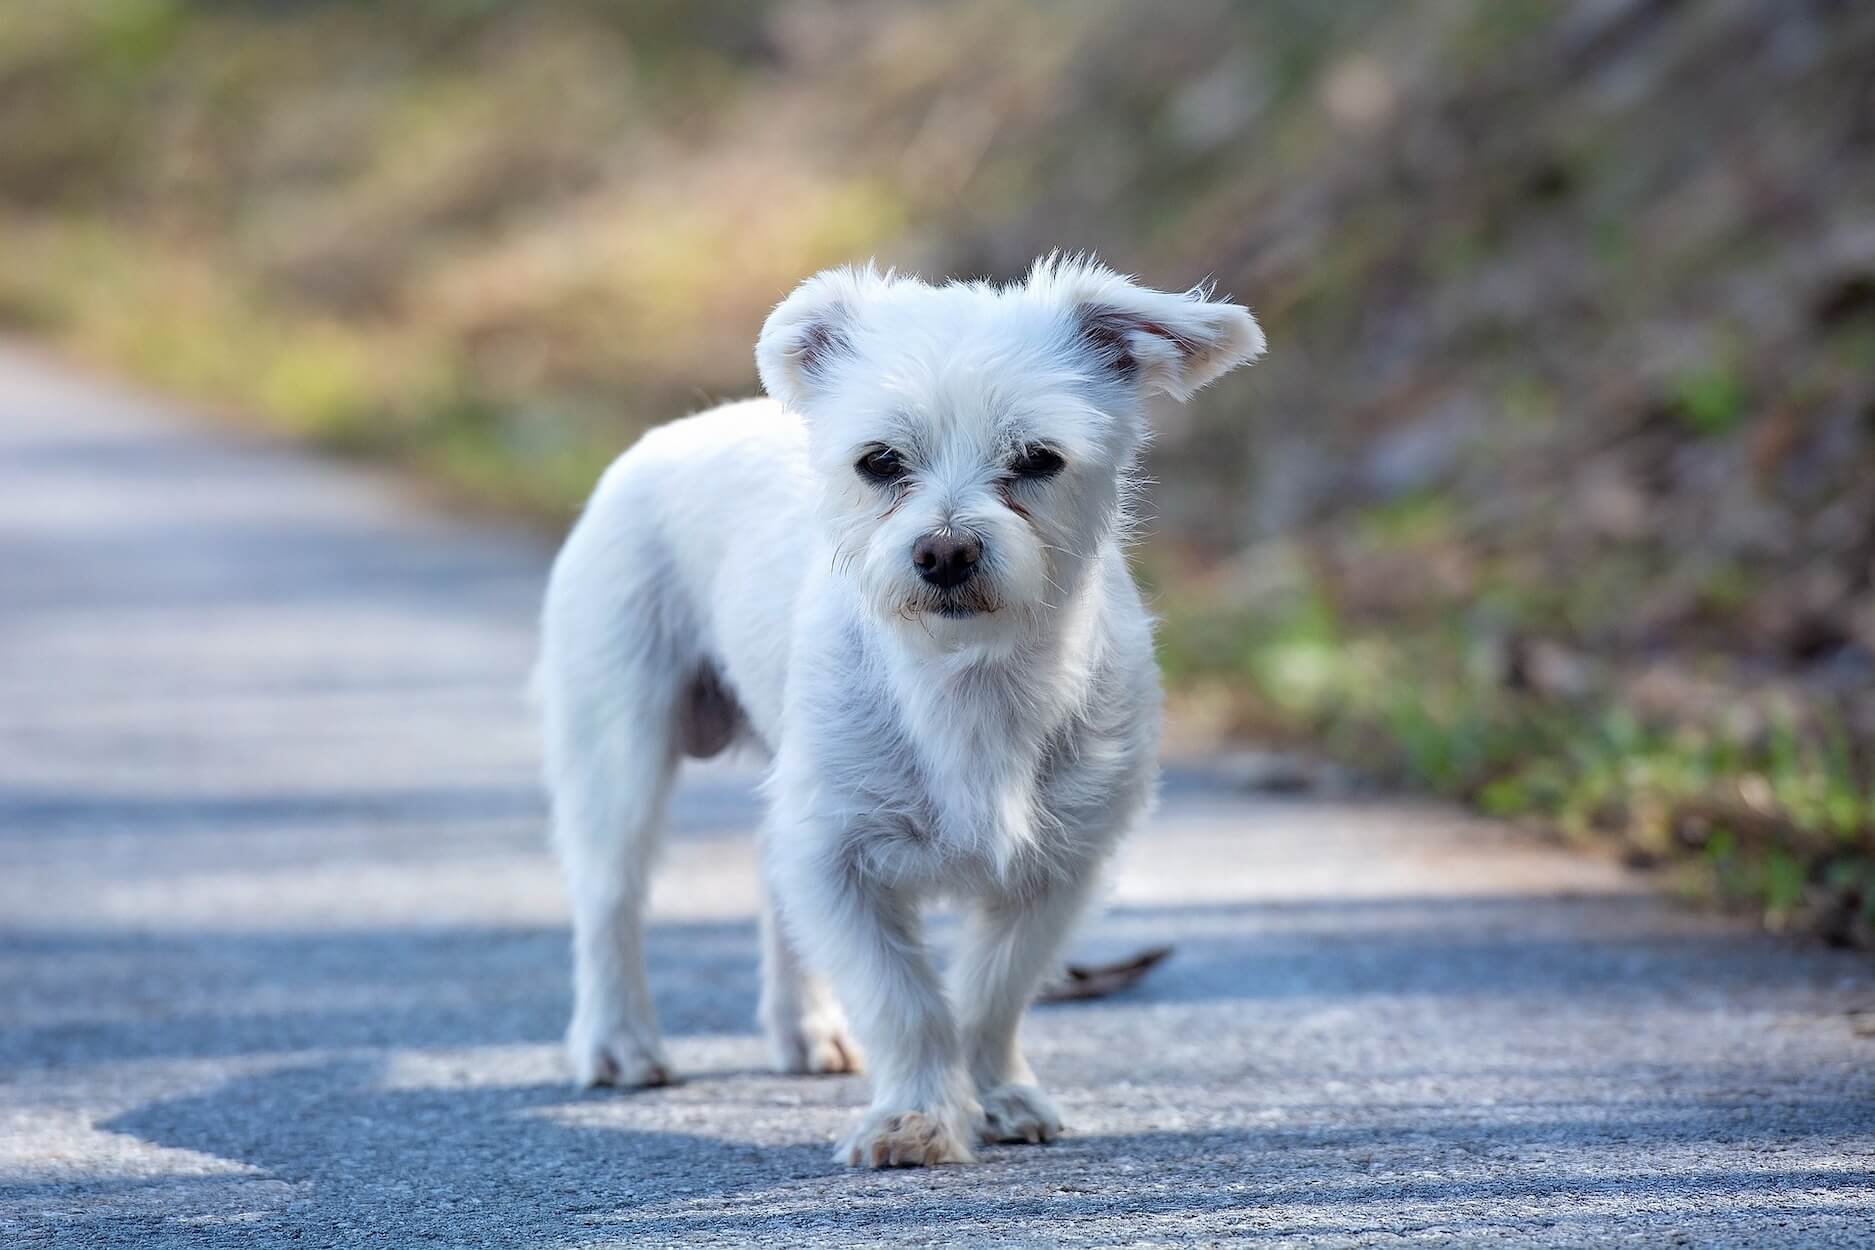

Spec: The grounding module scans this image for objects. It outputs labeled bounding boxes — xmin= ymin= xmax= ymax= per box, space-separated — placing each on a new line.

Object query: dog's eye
xmin=856 ymin=446 xmax=905 ymax=483
xmin=1010 ymin=445 xmax=1065 ymax=479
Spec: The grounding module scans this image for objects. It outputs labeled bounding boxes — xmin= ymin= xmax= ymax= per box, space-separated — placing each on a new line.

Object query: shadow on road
xmin=83 ymin=1056 xmax=832 ymax=1249
xmin=0 ymin=774 xmax=763 ymax=844
xmin=11 ymin=886 xmax=1871 ymax=1245
xmin=17 ymin=1049 xmax=1858 ymax=1248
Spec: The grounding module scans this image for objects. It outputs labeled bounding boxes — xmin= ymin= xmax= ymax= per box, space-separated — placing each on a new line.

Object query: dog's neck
xmin=876 ymin=546 xmax=1115 ymax=874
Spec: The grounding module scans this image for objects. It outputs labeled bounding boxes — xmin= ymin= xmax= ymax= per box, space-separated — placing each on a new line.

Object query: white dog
xmin=537 ymin=255 xmax=1263 ymax=1166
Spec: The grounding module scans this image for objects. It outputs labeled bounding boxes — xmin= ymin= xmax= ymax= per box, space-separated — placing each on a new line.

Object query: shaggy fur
xmin=537 ymin=255 xmax=1264 ymax=1166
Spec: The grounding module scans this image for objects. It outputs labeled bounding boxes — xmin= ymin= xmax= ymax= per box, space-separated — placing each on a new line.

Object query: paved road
xmin=1 ymin=346 xmax=1872 ymax=1248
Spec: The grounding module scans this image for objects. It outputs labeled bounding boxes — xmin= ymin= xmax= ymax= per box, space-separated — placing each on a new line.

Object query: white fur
xmin=538 ymin=255 xmax=1263 ymax=1166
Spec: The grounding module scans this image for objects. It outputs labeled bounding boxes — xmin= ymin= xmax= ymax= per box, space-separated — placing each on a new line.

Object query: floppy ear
xmin=1034 ymin=255 xmax=1265 ymax=401
xmin=755 ymin=264 xmax=889 ymax=412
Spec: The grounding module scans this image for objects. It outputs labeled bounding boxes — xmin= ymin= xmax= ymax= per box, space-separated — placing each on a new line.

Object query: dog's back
xmin=541 ymin=397 xmax=808 ymax=765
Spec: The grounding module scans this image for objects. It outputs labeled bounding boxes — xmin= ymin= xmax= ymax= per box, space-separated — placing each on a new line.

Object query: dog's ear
xmin=756 ymin=264 xmax=889 ymax=412
xmin=1034 ymin=255 xmax=1265 ymax=401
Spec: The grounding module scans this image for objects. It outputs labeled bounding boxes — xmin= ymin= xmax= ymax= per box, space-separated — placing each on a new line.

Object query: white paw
xmin=836 ymin=1107 xmax=976 ymax=1168
xmin=766 ymin=1009 xmax=863 ymax=1076
xmin=978 ymin=1083 xmax=1063 ymax=1144
xmin=566 ymin=1021 xmax=672 ymax=1089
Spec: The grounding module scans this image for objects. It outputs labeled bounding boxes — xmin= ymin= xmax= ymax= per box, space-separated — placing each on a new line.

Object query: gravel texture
xmin=2 ymin=346 xmax=1873 ymax=1247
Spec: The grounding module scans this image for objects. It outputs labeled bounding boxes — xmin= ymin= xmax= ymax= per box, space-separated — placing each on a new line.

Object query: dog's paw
xmin=766 ymin=1010 xmax=863 ymax=1076
xmin=978 ymin=1083 xmax=1063 ymax=1145
xmin=836 ymin=1108 xmax=976 ymax=1168
xmin=566 ymin=1024 xmax=673 ymax=1089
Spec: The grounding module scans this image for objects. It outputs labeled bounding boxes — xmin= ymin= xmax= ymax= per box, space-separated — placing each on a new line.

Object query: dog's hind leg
xmin=539 ymin=512 xmax=689 ymax=1089
xmin=545 ymin=681 xmax=680 ymax=1088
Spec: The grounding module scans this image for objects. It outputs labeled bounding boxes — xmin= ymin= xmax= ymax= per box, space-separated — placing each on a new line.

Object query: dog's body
xmin=539 ymin=257 xmax=1262 ymax=1166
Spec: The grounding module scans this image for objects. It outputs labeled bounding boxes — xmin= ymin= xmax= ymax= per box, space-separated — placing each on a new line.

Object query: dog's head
xmin=756 ymin=255 xmax=1263 ymax=649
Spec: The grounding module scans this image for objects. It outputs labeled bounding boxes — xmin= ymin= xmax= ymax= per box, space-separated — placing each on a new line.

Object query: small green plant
xmin=1670 ymin=361 xmax=1747 ymax=436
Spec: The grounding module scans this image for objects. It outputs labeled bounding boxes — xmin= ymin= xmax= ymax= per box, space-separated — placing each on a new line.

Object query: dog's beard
xmin=904 ymin=580 xmax=1002 ymax=620
xmin=864 ymin=550 xmax=1038 ymax=638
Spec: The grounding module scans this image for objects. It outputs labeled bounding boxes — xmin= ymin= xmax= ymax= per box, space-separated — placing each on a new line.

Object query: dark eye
xmin=856 ymin=446 xmax=905 ymax=483
xmin=1010 ymin=445 xmax=1065 ymax=479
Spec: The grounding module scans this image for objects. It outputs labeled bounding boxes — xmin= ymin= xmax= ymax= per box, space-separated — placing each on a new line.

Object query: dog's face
xmin=756 ymin=256 xmax=1263 ymax=649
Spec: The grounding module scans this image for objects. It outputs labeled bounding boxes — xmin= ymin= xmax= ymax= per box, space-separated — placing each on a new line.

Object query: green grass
xmin=1159 ymin=586 xmax=1875 ymax=946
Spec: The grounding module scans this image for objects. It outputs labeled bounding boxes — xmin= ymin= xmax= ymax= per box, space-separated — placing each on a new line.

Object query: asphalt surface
xmin=2 ymin=345 xmax=1873 ymax=1248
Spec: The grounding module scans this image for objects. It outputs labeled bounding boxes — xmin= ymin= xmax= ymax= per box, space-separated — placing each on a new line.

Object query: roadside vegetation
xmin=3 ymin=0 xmax=1870 ymax=943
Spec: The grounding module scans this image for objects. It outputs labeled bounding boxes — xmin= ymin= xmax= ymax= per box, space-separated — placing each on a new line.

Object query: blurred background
xmin=2 ymin=0 xmax=1871 ymax=944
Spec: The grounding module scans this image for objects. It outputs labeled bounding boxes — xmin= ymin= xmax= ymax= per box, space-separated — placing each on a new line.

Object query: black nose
xmin=911 ymin=531 xmax=981 ymax=589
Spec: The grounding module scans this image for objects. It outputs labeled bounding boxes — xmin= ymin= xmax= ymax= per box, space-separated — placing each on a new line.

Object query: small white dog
xmin=537 ymin=255 xmax=1263 ymax=1166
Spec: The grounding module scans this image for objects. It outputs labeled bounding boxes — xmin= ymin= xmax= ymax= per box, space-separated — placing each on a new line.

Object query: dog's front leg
xmin=772 ymin=848 xmax=978 ymax=1166
xmin=951 ymin=878 xmax=1094 ymax=1145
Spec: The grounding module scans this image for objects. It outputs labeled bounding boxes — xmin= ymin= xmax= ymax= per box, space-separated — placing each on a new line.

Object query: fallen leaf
xmin=1037 ymin=945 xmax=1175 ymax=1003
